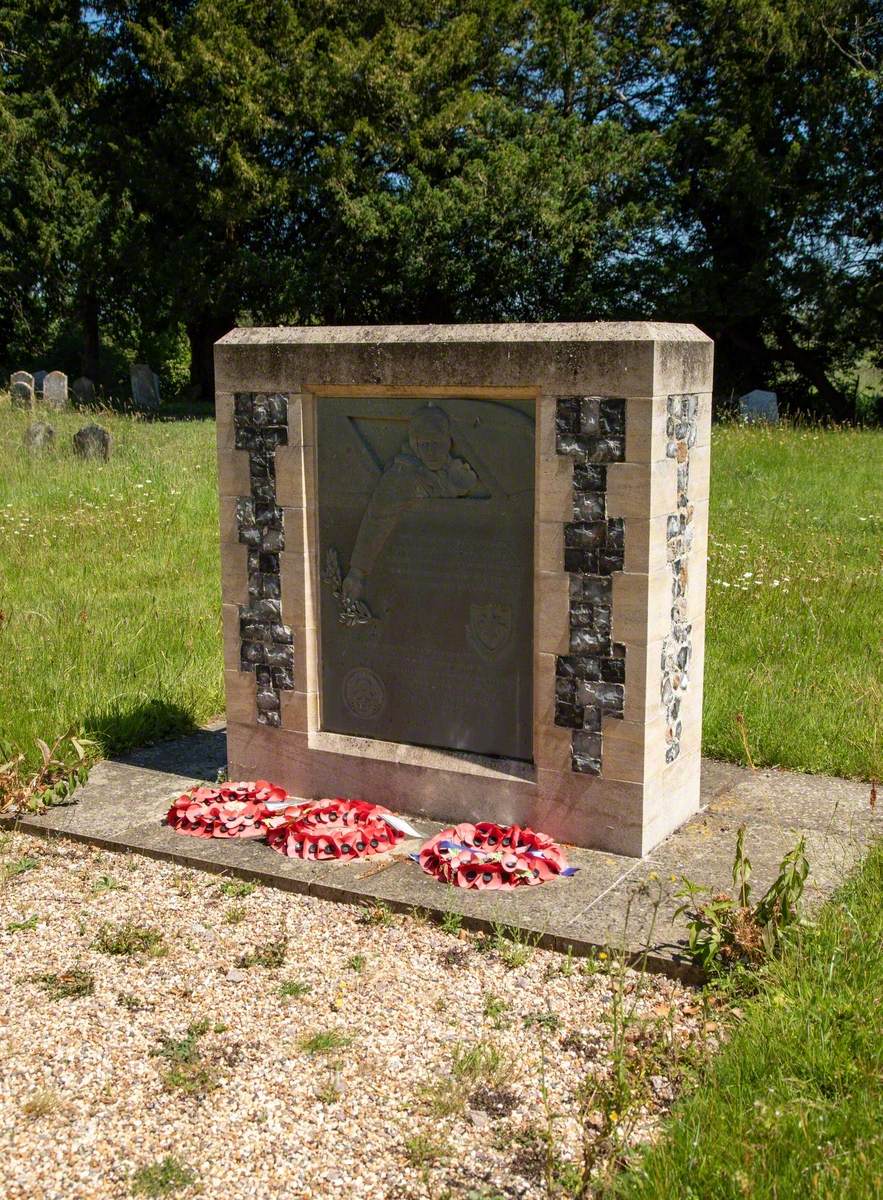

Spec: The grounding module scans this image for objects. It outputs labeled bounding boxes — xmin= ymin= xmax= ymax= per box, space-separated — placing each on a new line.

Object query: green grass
xmin=614 ymin=842 xmax=883 ymax=1200
xmin=298 ymin=1029 xmax=354 ymax=1055
xmin=278 ymin=978 xmax=311 ymax=999
xmin=130 ymin=1155 xmax=197 ymax=1197
xmin=0 ymin=407 xmax=879 ymax=784
xmin=36 ymin=967 xmax=95 ymax=1000
xmin=704 ymin=424 xmax=881 ymax=779
xmin=0 ymin=405 xmax=222 ymax=777
xmin=93 ymin=921 xmax=166 ymax=957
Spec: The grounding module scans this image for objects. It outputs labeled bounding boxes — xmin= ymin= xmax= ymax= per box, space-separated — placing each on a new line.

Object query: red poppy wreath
xmin=415 ymin=822 xmax=577 ymax=889
xmin=265 ymin=798 xmax=406 ymax=861
xmin=166 ymin=780 xmax=287 ymax=839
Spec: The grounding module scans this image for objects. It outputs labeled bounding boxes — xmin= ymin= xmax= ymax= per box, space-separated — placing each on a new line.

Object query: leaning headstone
xmin=72 ymin=376 xmax=96 ymax=405
xmin=73 ymin=424 xmax=111 ymax=461
xmin=10 ymin=370 xmax=34 ymax=409
xmin=739 ymin=389 xmax=779 ymax=423
xmin=24 ymin=421 xmax=55 ymax=453
xmin=33 ymin=370 xmax=48 ymax=395
xmin=43 ymin=370 xmax=69 ymax=409
xmin=130 ymin=363 xmax=161 ymax=410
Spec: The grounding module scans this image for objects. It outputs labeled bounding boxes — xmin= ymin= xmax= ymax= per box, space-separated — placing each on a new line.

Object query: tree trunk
xmin=187 ymin=313 xmax=236 ymax=403
xmin=80 ymin=285 xmax=100 ymax=383
xmin=773 ymin=325 xmax=855 ymax=423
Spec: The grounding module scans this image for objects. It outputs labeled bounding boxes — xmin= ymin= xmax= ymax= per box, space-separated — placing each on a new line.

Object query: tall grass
xmin=0 ymin=405 xmax=222 ymax=772
xmin=0 ymin=407 xmax=879 ymax=782
xmin=614 ymin=842 xmax=883 ymax=1200
xmin=704 ymin=423 xmax=881 ymax=779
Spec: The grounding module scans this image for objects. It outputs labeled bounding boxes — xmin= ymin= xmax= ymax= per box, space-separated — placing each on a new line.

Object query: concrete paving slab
xmin=2 ymin=725 xmax=879 ymax=978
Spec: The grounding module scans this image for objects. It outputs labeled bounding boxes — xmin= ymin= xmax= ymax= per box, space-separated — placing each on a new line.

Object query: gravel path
xmin=0 ymin=830 xmax=713 ymax=1200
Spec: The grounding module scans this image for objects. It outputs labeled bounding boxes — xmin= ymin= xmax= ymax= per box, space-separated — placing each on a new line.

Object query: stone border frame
xmin=216 ymin=324 xmax=712 ymax=856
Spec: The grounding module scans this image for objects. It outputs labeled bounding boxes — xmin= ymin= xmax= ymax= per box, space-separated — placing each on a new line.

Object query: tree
xmin=654 ymin=0 xmax=882 ymax=417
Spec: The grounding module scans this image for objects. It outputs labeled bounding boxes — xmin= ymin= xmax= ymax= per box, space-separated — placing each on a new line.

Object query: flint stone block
xmin=570 ymin=628 xmax=611 ymax=655
xmin=23 ymin=421 xmax=55 ymax=452
xmin=573 ymin=463 xmax=606 ymax=493
xmin=73 ymin=424 xmax=111 ymax=461
xmin=43 ymin=371 xmax=68 ymax=409
xmin=573 ymin=490 xmax=606 ymax=521
xmin=579 ymin=396 xmax=601 ymax=435
xmin=572 ymin=729 xmax=602 ymax=757
xmin=601 ymin=657 xmax=625 ymax=683
xmin=565 ymin=521 xmax=606 ymax=550
xmin=577 ymin=679 xmax=624 ymax=715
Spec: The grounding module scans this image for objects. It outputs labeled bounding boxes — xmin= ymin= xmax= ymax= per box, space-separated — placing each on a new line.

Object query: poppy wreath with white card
xmin=416 ymin=822 xmax=577 ymax=889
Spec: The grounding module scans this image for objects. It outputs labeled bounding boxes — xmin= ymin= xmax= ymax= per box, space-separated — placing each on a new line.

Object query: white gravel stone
xmin=0 ymin=831 xmax=709 ymax=1199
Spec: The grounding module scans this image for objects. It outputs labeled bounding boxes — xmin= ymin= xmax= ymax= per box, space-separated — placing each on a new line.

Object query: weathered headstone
xmin=33 ymin=370 xmax=48 ymax=394
xmin=739 ymin=389 xmax=779 ymax=423
xmin=23 ymin=421 xmax=55 ymax=452
xmin=72 ymin=376 xmax=96 ymax=405
xmin=73 ymin=424 xmax=111 ymax=461
xmin=43 ymin=370 xmax=69 ymax=409
xmin=215 ymin=323 xmax=714 ymax=857
xmin=10 ymin=371 xmax=34 ymax=410
xmin=130 ymin=363 xmax=161 ymax=409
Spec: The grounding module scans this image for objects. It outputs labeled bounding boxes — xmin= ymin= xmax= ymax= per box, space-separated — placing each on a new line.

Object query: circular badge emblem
xmin=342 ymin=667 xmax=386 ymax=721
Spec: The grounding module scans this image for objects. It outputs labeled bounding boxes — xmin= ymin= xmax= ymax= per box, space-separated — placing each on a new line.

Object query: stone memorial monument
xmin=130 ymin=363 xmax=161 ymax=409
xmin=10 ymin=370 xmax=34 ymax=409
xmin=215 ymin=324 xmax=712 ymax=856
xmin=43 ymin=370 xmax=69 ymax=409
xmin=33 ymin=369 xmax=48 ymax=394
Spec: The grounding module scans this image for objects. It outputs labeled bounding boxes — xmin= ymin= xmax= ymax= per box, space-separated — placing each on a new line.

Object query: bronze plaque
xmin=317 ymin=396 xmax=534 ymax=761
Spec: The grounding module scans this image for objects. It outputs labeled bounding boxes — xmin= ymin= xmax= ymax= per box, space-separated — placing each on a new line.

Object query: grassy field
xmin=0 ymin=406 xmax=880 ymax=783
xmin=614 ymin=841 xmax=883 ymax=1200
xmin=0 ymin=406 xmax=223 ymax=778
xmin=704 ymin=424 xmax=880 ymax=779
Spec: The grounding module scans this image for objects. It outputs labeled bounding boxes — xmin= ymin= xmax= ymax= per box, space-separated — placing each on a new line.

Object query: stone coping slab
xmin=3 ymin=724 xmax=878 ymax=979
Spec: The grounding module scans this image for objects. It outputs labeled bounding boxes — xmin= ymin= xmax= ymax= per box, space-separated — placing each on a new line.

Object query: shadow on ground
xmin=83 ymin=700 xmax=205 ymax=763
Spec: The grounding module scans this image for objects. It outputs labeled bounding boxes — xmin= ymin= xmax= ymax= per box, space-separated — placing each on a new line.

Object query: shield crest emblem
xmin=467 ymin=603 xmax=513 ymax=661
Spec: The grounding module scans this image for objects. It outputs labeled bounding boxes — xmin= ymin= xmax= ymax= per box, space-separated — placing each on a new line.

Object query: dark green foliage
xmin=675 ymin=827 xmax=810 ymax=970
xmin=0 ymin=2 xmax=879 ymax=411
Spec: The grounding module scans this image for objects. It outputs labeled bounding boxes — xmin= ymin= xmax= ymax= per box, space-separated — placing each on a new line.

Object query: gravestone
xmin=10 ymin=371 xmax=34 ymax=409
xmin=215 ymin=323 xmax=713 ymax=856
xmin=317 ymin=397 xmax=534 ymax=760
xmin=43 ymin=370 xmax=69 ymax=409
xmin=33 ymin=370 xmax=48 ymax=394
xmin=130 ymin=363 xmax=161 ymax=409
xmin=73 ymin=424 xmax=111 ymax=461
xmin=72 ymin=376 xmax=96 ymax=405
xmin=739 ymin=389 xmax=778 ymax=423
xmin=24 ymin=421 xmax=55 ymax=452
